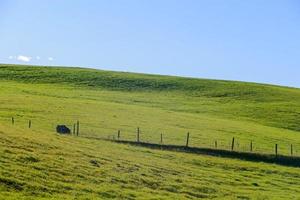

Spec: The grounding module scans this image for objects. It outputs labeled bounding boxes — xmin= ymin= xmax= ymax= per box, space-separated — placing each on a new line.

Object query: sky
xmin=0 ymin=0 xmax=299 ymax=88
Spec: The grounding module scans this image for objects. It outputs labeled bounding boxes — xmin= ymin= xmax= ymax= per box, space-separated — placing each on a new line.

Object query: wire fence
xmin=3 ymin=116 xmax=300 ymax=158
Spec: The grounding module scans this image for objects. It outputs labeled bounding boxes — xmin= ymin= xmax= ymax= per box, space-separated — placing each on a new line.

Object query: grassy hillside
xmin=1 ymin=123 xmax=300 ymax=200
xmin=0 ymin=64 xmax=300 ymax=199
xmin=0 ymin=64 xmax=299 ymax=132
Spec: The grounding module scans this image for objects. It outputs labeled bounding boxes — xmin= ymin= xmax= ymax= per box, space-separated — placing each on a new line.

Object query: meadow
xmin=0 ymin=64 xmax=300 ymax=199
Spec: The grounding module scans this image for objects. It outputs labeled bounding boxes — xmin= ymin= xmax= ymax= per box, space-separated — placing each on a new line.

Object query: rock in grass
xmin=56 ymin=125 xmax=71 ymax=134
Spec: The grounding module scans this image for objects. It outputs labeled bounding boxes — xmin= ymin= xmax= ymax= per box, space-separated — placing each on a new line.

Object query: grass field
xmin=0 ymin=64 xmax=300 ymax=199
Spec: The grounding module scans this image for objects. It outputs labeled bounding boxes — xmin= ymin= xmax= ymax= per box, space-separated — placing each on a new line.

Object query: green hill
xmin=0 ymin=64 xmax=300 ymax=199
xmin=1 ymin=64 xmax=299 ymax=132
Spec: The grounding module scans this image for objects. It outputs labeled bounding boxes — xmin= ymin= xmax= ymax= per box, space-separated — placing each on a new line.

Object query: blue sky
xmin=0 ymin=0 xmax=299 ymax=87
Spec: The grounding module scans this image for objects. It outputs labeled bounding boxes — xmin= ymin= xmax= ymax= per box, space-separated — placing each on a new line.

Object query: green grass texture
xmin=0 ymin=64 xmax=300 ymax=199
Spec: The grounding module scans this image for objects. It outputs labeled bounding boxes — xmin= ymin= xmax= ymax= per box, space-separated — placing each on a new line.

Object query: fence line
xmin=5 ymin=116 xmax=299 ymax=157
xmin=110 ymin=128 xmax=298 ymax=158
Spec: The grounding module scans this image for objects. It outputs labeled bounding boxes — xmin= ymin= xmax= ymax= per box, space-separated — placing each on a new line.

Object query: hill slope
xmin=1 ymin=64 xmax=299 ymax=132
xmin=0 ymin=64 xmax=300 ymax=199
xmin=1 ymin=124 xmax=300 ymax=199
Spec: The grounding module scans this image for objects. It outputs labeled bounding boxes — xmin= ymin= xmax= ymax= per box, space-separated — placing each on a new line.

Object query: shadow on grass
xmin=111 ymin=140 xmax=300 ymax=168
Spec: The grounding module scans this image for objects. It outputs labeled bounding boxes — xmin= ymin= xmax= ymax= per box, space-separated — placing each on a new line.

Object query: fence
xmin=4 ymin=116 xmax=300 ymax=158
xmin=110 ymin=128 xmax=298 ymax=157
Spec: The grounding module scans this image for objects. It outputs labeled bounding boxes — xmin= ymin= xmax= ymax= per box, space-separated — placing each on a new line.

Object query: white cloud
xmin=17 ymin=55 xmax=32 ymax=62
xmin=7 ymin=55 xmax=53 ymax=62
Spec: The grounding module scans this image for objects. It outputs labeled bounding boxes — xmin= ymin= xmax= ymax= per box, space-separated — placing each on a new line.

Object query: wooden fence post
xmin=215 ymin=140 xmax=217 ymax=149
xmin=160 ymin=133 xmax=163 ymax=144
xmin=76 ymin=121 xmax=79 ymax=136
xmin=250 ymin=141 xmax=253 ymax=152
xmin=231 ymin=137 xmax=235 ymax=151
xmin=137 ymin=127 xmax=140 ymax=142
xmin=275 ymin=144 xmax=278 ymax=157
xmin=186 ymin=132 xmax=190 ymax=147
xmin=28 ymin=120 xmax=31 ymax=128
xmin=291 ymin=144 xmax=293 ymax=156
xmin=11 ymin=117 xmax=14 ymax=125
xmin=117 ymin=130 xmax=120 ymax=140
xmin=73 ymin=123 xmax=76 ymax=135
